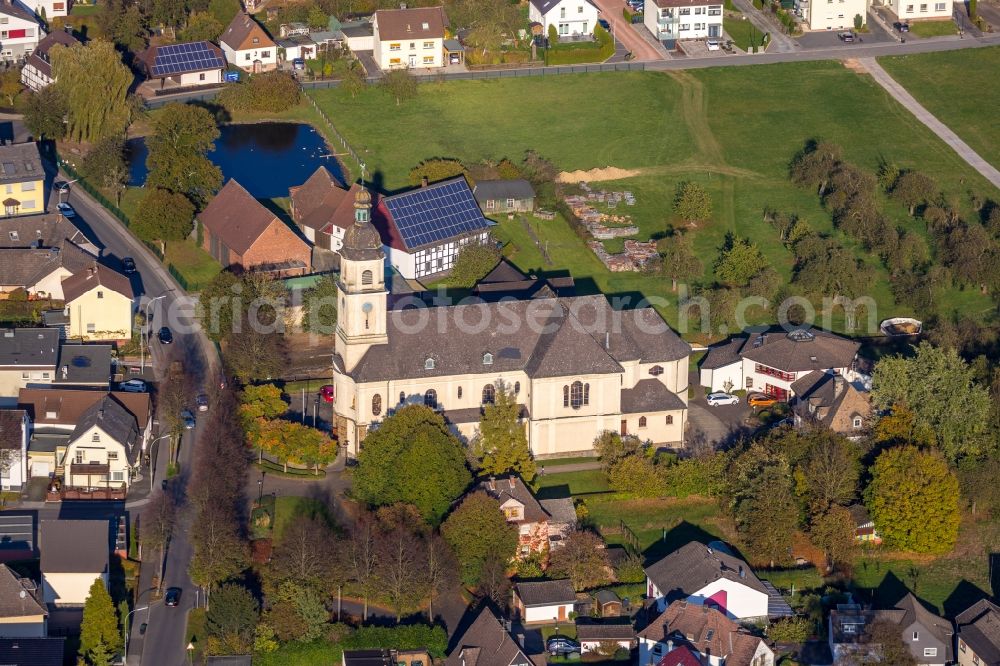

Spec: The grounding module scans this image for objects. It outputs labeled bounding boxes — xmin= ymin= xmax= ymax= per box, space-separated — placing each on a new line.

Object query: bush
xmin=662 ymin=456 xmax=724 ymax=497
xmin=218 ymin=71 xmax=301 ymax=113
xmin=344 ymin=625 xmax=448 ymax=658
xmin=5 ymin=288 xmax=27 ymax=302
xmin=767 ymin=616 xmax=813 ymax=643
xmin=608 ymin=455 xmax=664 ymax=498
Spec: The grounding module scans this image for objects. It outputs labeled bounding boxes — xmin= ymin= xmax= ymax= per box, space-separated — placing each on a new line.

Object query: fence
xmin=304 ymin=92 xmax=367 ymax=179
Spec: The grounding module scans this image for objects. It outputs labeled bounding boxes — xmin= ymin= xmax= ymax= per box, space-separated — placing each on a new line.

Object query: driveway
xmin=798 ymin=21 xmax=895 ymax=49
xmin=591 ymin=0 xmax=666 ymax=60
xmin=731 ymin=0 xmax=800 ymax=51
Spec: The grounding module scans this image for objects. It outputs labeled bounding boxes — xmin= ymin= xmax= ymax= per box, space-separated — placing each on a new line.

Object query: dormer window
xmin=649 ymin=365 xmax=664 ymax=376
xmin=853 ymin=417 xmax=862 ymax=429
xmin=483 ymin=352 xmax=493 ymax=365
xmin=425 ymin=358 xmax=435 ymax=370
xmin=422 ymin=21 xmax=429 ymax=29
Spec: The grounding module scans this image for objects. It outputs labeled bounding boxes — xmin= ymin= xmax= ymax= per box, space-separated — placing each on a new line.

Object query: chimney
xmin=61 ymin=365 xmax=68 ymax=379
xmin=88 ymin=265 xmax=96 ymax=277
xmin=488 ymin=476 xmax=496 ymax=491
xmin=98 ymin=408 xmax=104 ymax=420
xmin=421 ymin=176 xmax=429 ymax=187
xmin=834 ymin=374 xmax=845 ymax=398
xmin=605 ymin=332 xmax=610 ymax=349
xmin=516 ymin=634 xmax=525 ymax=649
xmin=666 ymin=640 xmax=673 ymax=653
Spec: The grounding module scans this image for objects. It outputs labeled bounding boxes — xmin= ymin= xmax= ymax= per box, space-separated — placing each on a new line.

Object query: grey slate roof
xmin=23 ymin=29 xmax=79 ymax=80
xmin=620 ymin=379 xmax=686 ymax=414
xmin=480 ymin=475 xmax=549 ymax=524
xmin=0 ymin=143 xmax=43 ymax=186
xmin=539 ymin=497 xmax=576 ymax=525
xmin=473 ymin=179 xmax=536 ymax=203
xmin=0 ymin=242 xmax=94 ymax=290
xmin=69 ymin=395 xmax=140 ymax=465
xmin=40 ymin=520 xmax=110 ymax=574
xmin=445 ymin=606 xmax=533 ymax=666
xmin=880 ymin=593 xmax=954 ymax=663
xmin=0 ymin=214 xmax=95 ymax=251
xmin=575 ymin=622 xmax=634 ymax=641
xmin=644 ymin=542 xmax=768 ymax=601
xmin=0 ymin=328 xmax=59 ymax=369
xmin=27 ymin=431 xmax=67 ymax=453
xmin=530 ymin=0 xmax=598 ymax=15
xmin=956 ymin=599 xmax=1000 ymax=665
xmin=699 ymin=336 xmax=747 ymax=370
xmin=515 ymin=579 xmax=576 ymax=606
xmin=0 ymin=638 xmax=65 ymax=666
xmin=0 ymin=410 xmax=25 ymax=451
xmin=54 ymin=344 xmax=113 ymax=385
xmin=740 ymin=327 xmax=859 ymax=373
xmin=0 ymin=564 xmax=46 ymax=618
xmin=343 ymin=650 xmax=394 ymax=666
xmin=594 ymin=589 xmax=620 ymax=606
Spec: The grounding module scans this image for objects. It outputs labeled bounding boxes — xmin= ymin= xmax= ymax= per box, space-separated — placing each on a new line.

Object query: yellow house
xmin=0 ymin=142 xmax=45 ymax=217
xmin=61 ymin=263 xmax=134 ymax=341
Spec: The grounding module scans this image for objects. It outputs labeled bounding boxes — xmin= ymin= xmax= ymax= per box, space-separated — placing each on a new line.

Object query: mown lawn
xmin=534 ymin=469 xmax=611 ymax=498
xmin=273 ymin=495 xmax=332 ymax=539
xmin=907 ymin=19 xmax=957 ymax=37
xmin=879 ymin=45 xmax=1000 ymax=170
xmin=163 ymin=241 xmax=221 ymax=292
xmin=724 ymin=16 xmax=766 ymax=51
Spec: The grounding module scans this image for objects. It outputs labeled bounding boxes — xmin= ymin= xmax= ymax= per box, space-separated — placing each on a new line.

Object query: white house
xmin=62 ymin=395 xmax=141 ymax=492
xmin=372 ymin=6 xmax=446 ymax=70
xmin=801 ymin=0 xmax=868 ymax=30
xmin=0 ymin=410 xmax=27 ymax=492
xmin=638 ymin=600 xmax=775 ymax=666
xmin=885 ymin=0 xmax=952 ymax=21
xmin=644 ymin=0 xmax=723 ymax=41
xmin=289 ymin=166 xmax=360 ymax=254
xmin=139 ymin=41 xmax=225 ymax=89
xmin=576 ymin=623 xmax=636 ymax=655
xmin=23 ymin=0 xmax=66 ymax=20
xmin=219 ymin=11 xmax=277 ymax=73
xmin=0 ymin=1 xmax=44 ymax=63
xmin=513 ymin=579 xmax=576 ymax=624
xmin=644 ymin=542 xmax=770 ymax=621
xmin=20 ymin=28 xmax=77 ymax=91
xmin=40 ymin=520 xmax=109 ymax=606
xmin=530 ymin=0 xmax=600 ymax=40
xmin=0 ymin=564 xmax=47 ymax=638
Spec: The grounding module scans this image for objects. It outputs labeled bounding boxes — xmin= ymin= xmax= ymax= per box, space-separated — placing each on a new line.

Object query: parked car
xmin=56 ymin=202 xmax=76 ymax=218
xmin=118 ymin=379 xmax=147 ymax=393
xmin=196 ymin=393 xmax=209 ymax=412
xmin=895 ymin=21 xmax=910 ymax=32
xmin=292 ymin=57 xmax=305 ymax=70
xmin=320 ymin=385 xmax=334 ymax=403
xmin=55 ymin=180 xmax=71 ymax=194
xmin=547 ymin=638 xmax=580 ymax=657
xmin=164 ymin=587 xmax=181 ymax=607
xmin=122 ymin=257 xmax=136 ymax=274
xmin=748 ymin=393 xmax=778 ymax=408
xmin=706 ymin=392 xmax=740 ymax=406
xmin=181 ymin=409 xmax=196 ymax=430
xmin=598 ymin=18 xmax=611 ymax=31
xmin=158 ymin=327 xmax=173 ymax=345
xmin=139 ymin=622 xmax=148 ymax=635
xmin=838 ymin=31 xmax=855 ymax=42
xmin=707 ymin=38 xmax=721 ymax=50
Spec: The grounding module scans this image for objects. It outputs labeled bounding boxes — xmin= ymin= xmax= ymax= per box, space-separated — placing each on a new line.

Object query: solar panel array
xmin=384 ymin=179 xmax=491 ymax=250
xmin=150 ymin=42 xmax=225 ymax=78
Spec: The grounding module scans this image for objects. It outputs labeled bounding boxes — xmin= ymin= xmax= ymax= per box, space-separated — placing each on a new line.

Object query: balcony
xmin=754 ymin=364 xmax=796 ymax=383
xmin=70 ymin=462 xmax=110 ymax=475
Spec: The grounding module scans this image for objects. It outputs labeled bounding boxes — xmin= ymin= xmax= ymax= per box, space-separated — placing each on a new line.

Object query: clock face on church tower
xmin=362 ymin=302 xmax=373 ymax=314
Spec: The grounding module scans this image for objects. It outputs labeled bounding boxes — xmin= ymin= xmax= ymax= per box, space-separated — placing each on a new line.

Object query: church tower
xmin=335 ymin=188 xmax=388 ymax=372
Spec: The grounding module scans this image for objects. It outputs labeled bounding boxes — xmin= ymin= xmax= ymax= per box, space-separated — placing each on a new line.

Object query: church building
xmin=331 ymin=189 xmax=691 ymax=458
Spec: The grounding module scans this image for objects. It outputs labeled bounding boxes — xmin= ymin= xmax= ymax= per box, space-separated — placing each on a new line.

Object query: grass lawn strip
xmin=273 ymin=495 xmax=332 ymax=539
xmin=907 ymin=19 xmax=958 ymax=37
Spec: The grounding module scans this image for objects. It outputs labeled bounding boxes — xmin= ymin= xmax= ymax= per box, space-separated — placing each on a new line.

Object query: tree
xmin=424 ymin=533 xmax=457 ymax=621
xmin=208 ymin=0 xmax=241 ymax=26
xmin=189 ymin=502 xmax=248 ymax=609
xmin=892 ymin=171 xmax=937 ymax=216
xmin=853 ymin=13 xmax=863 ymax=30
xmin=80 ymin=135 xmax=129 ymax=205
xmin=252 ymin=418 xmax=333 ymax=473
xmin=50 ymin=40 xmax=132 ymax=143
xmin=608 ymin=455 xmax=664 ymax=498
xmin=146 ymin=102 xmax=221 ymax=207
xmin=767 ymin=616 xmax=812 ymax=643
xmin=871 ymin=342 xmax=992 ymax=461
xmin=301 ymin=275 xmax=337 ymax=333
xmin=548 ymin=531 xmax=612 ymax=591
xmin=471 ymin=383 xmax=535 ymax=480
xmin=593 ymin=430 xmax=642 ymax=471
xmin=180 ymin=11 xmax=224 ymax=41
xmin=865 ymin=446 xmax=959 ymax=554
xmin=197 ymin=271 xmax=239 ymax=342
xmin=206 ymin=583 xmax=259 ymax=655
xmin=139 ymin=490 xmax=176 ymax=593
xmin=810 ymin=505 xmax=856 ymax=570
xmin=239 ymin=384 xmax=287 ymax=426
xmin=270 ymin=516 xmax=339 ymax=590
xmin=714 ymin=235 xmax=770 ymax=288
xmin=789 ymin=140 xmax=842 ymax=195
xmin=131 ymin=188 xmax=195 ymax=249
xmin=441 ymin=491 xmax=518 ymax=586
xmin=353 ymin=404 xmax=472 ymax=524
xmin=658 ymin=233 xmax=703 ymax=291
xmin=345 ymin=514 xmax=380 ymax=621
xmin=765 ymin=427 xmax=862 ymax=513
xmin=265 ymin=581 xmax=328 ymax=642
xmin=408 ymin=158 xmax=468 ymax=187
xmin=860 ymin=619 xmax=918 ymax=666
xmin=376 ymin=523 xmax=431 ymax=620
xmin=80 ymin=579 xmax=122 ymax=664
xmin=151 ymin=0 xmax=189 ymax=32
xmin=341 ymin=62 xmax=367 ymax=99
xmin=449 ymin=242 xmax=500 ymax=288
xmin=673 ymin=181 xmax=712 ymax=224
xmin=548 ymin=23 xmax=558 ymax=45
xmin=224 ymin=325 xmax=289 ymax=385
xmin=308 ymin=4 xmax=328 ymax=28
xmin=218 ymin=71 xmax=301 ymax=113
xmin=381 ymin=68 xmax=418 ymax=106
xmin=728 ymin=444 xmax=799 ymax=566
xmin=0 ymin=70 xmax=21 ymax=107
xmin=22 ymin=86 xmax=68 ymax=140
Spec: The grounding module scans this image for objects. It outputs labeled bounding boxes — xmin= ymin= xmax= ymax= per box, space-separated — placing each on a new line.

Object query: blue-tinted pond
xmin=128 ymin=122 xmax=344 ymax=199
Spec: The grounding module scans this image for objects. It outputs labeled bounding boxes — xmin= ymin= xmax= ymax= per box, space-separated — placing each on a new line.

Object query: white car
xmin=117 ymin=379 xmax=147 ymax=393
xmin=706 ymin=392 xmax=740 ymax=406
xmin=707 ymin=39 xmax=720 ymax=51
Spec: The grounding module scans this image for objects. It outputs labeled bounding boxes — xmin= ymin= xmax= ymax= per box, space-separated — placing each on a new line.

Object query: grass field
xmin=724 ymin=16 xmax=767 ymax=51
xmin=907 ymin=19 xmax=958 ymax=37
xmin=163 ymin=241 xmax=221 ymax=292
xmin=880 ymin=46 xmax=1000 ymax=170
xmin=534 ymin=469 xmax=611 ymax=497
xmin=272 ymin=495 xmax=332 ymax=539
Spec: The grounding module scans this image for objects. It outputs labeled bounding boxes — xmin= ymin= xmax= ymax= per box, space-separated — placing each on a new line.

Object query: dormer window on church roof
xmin=483 ymin=352 xmax=493 ymax=365
xmin=425 ymin=357 xmax=435 ymax=370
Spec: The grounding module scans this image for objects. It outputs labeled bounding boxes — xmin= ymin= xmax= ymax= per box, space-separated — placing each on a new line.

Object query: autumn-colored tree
xmin=547 ymin=531 xmax=612 ymax=591
xmin=472 ymin=383 xmax=535 ymax=480
xmin=608 ymin=455 xmax=664 ymax=498
xmin=810 ymin=505 xmax=857 ymax=571
xmin=139 ymin=490 xmax=176 ymax=593
xmin=714 ymin=235 xmax=771 ymax=288
xmin=408 ymin=158 xmax=468 ymax=187
xmin=593 ymin=430 xmax=642 ymax=471
xmin=381 ymin=68 xmax=418 ymax=106
xmin=864 ymin=446 xmax=959 ymax=554
xmin=441 ymin=491 xmax=518 ymax=586
xmin=239 ymin=384 xmax=287 ymax=426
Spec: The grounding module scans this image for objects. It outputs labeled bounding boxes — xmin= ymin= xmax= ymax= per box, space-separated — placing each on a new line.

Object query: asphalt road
xmin=52 ymin=174 xmax=218 ymax=665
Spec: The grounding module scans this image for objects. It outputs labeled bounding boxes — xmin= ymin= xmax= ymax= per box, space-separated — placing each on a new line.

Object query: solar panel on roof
xmin=384 ymin=179 xmax=491 ymax=250
xmin=150 ymin=41 xmax=225 ymax=77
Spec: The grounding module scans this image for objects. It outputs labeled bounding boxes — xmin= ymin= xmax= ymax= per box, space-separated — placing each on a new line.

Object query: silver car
xmin=706 ymin=392 xmax=740 ymax=406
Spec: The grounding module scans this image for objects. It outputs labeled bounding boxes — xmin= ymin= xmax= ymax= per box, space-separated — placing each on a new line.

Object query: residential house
xmin=52 ymin=344 xmax=114 ymax=388
xmin=638 ymin=600 xmax=775 ymax=666
xmin=529 ymin=0 xmax=600 ymax=40
xmin=138 ymin=41 xmax=225 ymax=90
xmin=0 ymin=638 xmax=65 ymax=666
xmin=289 ymin=166 xmax=362 ymax=254
xmin=654 ymin=644 xmax=703 ymax=666
xmin=479 ymin=475 xmax=576 ymax=556
xmin=373 ymin=177 xmax=493 ymax=280
xmin=61 ymin=262 xmax=134 ymax=341
xmin=0 ymin=1 xmax=43 ymax=63
xmin=445 ymin=605 xmax=535 ymax=666
xmin=829 ymin=604 xmax=877 ymax=664
xmin=576 ymin=621 xmax=635 ymax=654
xmin=0 ymin=143 xmax=44 ymax=216
xmin=0 ymin=328 xmax=59 ymax=404
xmin=22 ymin=0 xmax=67 ymax=20
xmin=513 ymin=579 xmax=576 ymax=624
xmin=331 ymin=188 xmax=691 ymax=458
xmin=344 ymin=649 xmax=431 ymax=666
xmin=800 ymin=0 xmax=868 ymax=31
xmin=473 ymin=179 xmax=536 ymax=215
xmin=39 ymin=519 xmax=109 ymax=606
xmin=20 ymin=28 xmax=77 ymax=91
xmin=471 ymin=258 xmax=576 ymax=303
xmin=885 ymin=0 xmax=952 ymax=22
xmin=0 ymin=410 xmax=27 ymax=491
xmin=643 ymin=0 xmax=723 ymax=42
xmin=644 ymin=543 xmax=770 ymax=620
xmin=341 ymin=19 xmax=375 ymax=52
xmin=62 ymin=395 xmax=141 ymax=491
xmin=0 ymin=230 xmax=97 ymax=300
xmin=955 ymin=599 xmax=1000 ymax=666
xmin=372 ymin=6 xmax=446 ymax=69
xmin=790 ymin=370 xmax=871 ymax=438
xmin=198 ymin=179 xmax=311 ymax=276
xmin=847 ymin=504 xmax=882 ymax=545
xmin=699 ymin=327 xmax=861 ymax=402
xmin=220 ymin=11 xmax=277 ymax=72
xmin=878 ymin=593 xmax=953 ymax=666
xmin=0 ymin=564 xmax=46 ymax=637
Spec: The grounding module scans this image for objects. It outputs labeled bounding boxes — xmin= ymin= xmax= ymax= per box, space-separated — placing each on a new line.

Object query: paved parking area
xmin=678 ymin=39 xmax=732 ymax=57
xmin=798 ymin=22 xmax=895 ymax=49
xmin=686 ymin=387 xmax=752 ymax=449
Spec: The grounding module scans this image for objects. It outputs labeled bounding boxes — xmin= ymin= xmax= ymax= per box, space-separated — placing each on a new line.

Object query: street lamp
xmin=123 ymin=605 xmax=149 ymax=665
xmin=147 ymin=433 xmax=173 ymax=482
xmin=57 ymin=178 xmax=79 ymax=204
xmin=257 ymin=471 xmax=265 ymax=504
xmin=140 ymin=294 xmax=168 ymax=372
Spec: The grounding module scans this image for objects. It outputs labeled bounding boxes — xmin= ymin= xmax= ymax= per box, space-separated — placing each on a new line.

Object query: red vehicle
xmin=320 ymin=385 xmax=335 ymax=403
